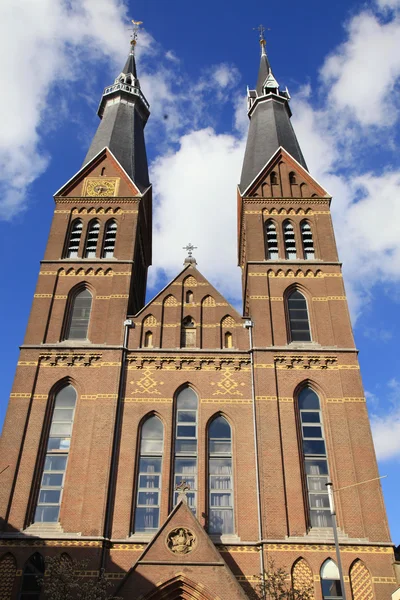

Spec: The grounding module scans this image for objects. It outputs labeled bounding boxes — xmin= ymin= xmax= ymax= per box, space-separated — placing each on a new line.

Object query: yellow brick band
xmin=256 ymin=396 xmax=277 ymax=400
xmin=81 ymin=394 xmax=118 ymax=400
xmin=17 ymin=361 xmax=38 ymax=366
xmin=33 ymin=294 xmax=53 ymax=298
xmin=124 ymin=397 xmax=173 ymax=403
xmin=10 ymin=393 xmax=31 ymax=398
xmin=54 ymin=295 xmax=68 ymax=299
xmin=201 ymin=398 xmax=252 ymax=404
xmin=312 ymin=296 xmax=346 ymax=301
xmin=327 ymin=397 xmax=366 ymax=403
xmin=249 ymin=295 xmax=269 ymax=299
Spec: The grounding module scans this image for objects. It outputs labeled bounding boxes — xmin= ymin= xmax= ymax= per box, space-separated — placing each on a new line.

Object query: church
xmin=0 ymin=25 xmax=397 ymax=600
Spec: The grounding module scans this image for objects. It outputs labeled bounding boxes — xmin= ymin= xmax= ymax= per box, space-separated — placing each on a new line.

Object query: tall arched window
xmin=287 ymin=290 xmax=311 ymax=342
xmin=298 ymin=387 xmax=331 ymax=528
xmin=101 ymin=220 xmax=117 ymax=258
xmin=65 ymin=219 xmax=83 ymax=258
xmin=34 ymin=385 xmax=77 ymax=524
xmin=20 ymin=553 xmax=45 ymax=600
xmin=265 ymin=220 xmax=279 ymax=259
xmin=185 ymin=290 xmax=193 ymax=304
xmin=208 ymin=416 xmax=234 ymax=535
xmin=144 ymin=331 xmax=153 ymax=348
xmin=283 ymin=220 xmax=297 ymax=259
xmin=84 ymin=220 xmax=100 ymax=258
xmin=173 ymin=388 xmax=198 ymax=514
xmin=320 ymin=559 xmax=342 ymax=599
xmin=181 ymin=316 xmax=196 ymax=348
xmin=65 ymin=288 xmax=92 ymax=340
xmin=224 ymin=332 xmax=233 ymax=348
xmin=134 ymin=416 xmax=164 ymax=533
xmin=301 ymin=221 xmax=315 ymax=259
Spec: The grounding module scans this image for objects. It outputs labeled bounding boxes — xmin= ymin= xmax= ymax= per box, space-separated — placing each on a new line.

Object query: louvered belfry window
xmin=66 ymin=289 xmax=92 ymax=340
xmin=265 ymin=220 xmax=279 ymax=259
xmin=283 ymin=220 xmax=297 ymax=259
xmin=301 ymin=221 xmax=315 ymax=259
xmin=287 ymin=290 xmax=311 ymax=342
xmin=66 ymin=219 xmax=83 ymax=258
xmin=102 ymin=220 xmax=117 ymax=258
xmin=84 ymin=220 xmax=100 ymax=258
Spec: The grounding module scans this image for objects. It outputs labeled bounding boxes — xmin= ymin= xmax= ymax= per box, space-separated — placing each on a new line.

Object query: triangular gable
xmin=116 ymin=500 xmax=248 ymax=600
xmin=135 ymin=263 xmax=242 ymax=320
xmin=54 ymin=147 xmax=144 ymax=198
xmin=242 ymin=146 xmax=331 ymax=198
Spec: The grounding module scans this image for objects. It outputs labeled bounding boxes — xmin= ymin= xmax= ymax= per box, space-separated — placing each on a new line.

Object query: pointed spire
xmin=239 ymin=33 xmax=308 ymax=193
xmin=82 ymin=23 xmax=150 ymax=191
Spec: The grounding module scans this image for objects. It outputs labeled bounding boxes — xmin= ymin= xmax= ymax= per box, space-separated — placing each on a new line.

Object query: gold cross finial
xmin=130 ymin=19 xmax=143 ymax=47
xmin=253 ymin=24 xmax=271 ymax=54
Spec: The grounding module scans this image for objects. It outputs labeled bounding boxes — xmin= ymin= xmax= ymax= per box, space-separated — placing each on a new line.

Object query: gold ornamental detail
xmin=130 ymin=367 xmax=163 ymax=395
xmin=83 ymin=177 xmax=120 ymax=197
xmin=211 ymin=367 xmax=243 ymax=396
xmin=166 ymin=528 xmax=196 ymax=555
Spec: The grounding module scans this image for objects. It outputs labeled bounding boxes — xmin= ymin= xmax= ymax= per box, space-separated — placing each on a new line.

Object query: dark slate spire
xmin=239 ymin=37 xmax=308 ymax=194
xmin=83 ymin=38 xmax=150 ymax=191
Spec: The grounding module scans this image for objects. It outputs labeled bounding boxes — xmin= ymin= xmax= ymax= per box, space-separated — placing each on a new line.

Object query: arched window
xmin=224 ymin=332 xmax=233 ymax=348
xmin=287 ymin=290 xmax=311 ymax=342
xmin=289 ymin=171 xmax=297 ymax=185
xmin=102 ymin=220 xmax=117 ymax=258
xmin=65 ymin=288 xmax=92 ymax=340
xmin=173 ymin=388 xmax=198 ymax=514
xmin=270 ymin=171 xmax=278 ymax=185
xmin=301 ymin=221 xmax=315 ymax=259
xmin=34 ymin=385 xmax=77 ymax=524
xmin=298 ymin=387 xmax=331 ymax=528
xmin=283 ymin=220 xmax=297 ymax=259
xmin=208 ymin=416 xmax=234 ymax=535
xmin=144 ymin=331 xmax=153 ymax=348
xmin=65 ymin=219 xmax=83 ymax=258
xmin=186 ymin=290 xmax=193 ymax=304
xmin=265 ymin=220 xmax=279 ymax=259
xmin=134 ymin=416 xmax=164 ymax=533
xmin=181 ymin=316 xmax=196 ymax=348
xmin=320 ymin=559 xmax=342 ymax=599
xmin=0 ymin=553 xmax=16 ymax=600
xmin=20 ymin=553 xmax=45 ymax=600
xmin=84 ymin=220 xmax=100 ymax=258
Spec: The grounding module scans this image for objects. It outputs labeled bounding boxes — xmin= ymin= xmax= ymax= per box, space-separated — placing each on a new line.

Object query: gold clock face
xmin=83 ymin=177 xmax=120 ymax=197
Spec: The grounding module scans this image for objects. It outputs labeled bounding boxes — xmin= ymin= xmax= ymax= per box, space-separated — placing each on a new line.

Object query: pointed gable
xmin=54 ymin=148 xmax=142 ymax=199
xmin=243 ymin=147 xmax=329 ymax=198
xmin=131 ymin=264 xmax=247 ymax=351
xmin=117 ymin=501 xmax=248 ymax=600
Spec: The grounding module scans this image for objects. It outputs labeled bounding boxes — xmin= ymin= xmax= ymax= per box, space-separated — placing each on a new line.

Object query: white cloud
xmin=150 ymin=128 xmax=245 ymax=301
xmin=320 ymin=11 xmax=400 ymax=127
xmin=369 ymin=378 xmax=400 ymax=461
xmin=0 ymin=0 xmax=131 ymax=219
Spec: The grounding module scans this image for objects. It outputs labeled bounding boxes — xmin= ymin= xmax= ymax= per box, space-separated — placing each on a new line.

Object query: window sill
xmin=128 ymin=532 xmax=155 ymax=543
xmin=209 ymin=534 xmax=241 ymax=544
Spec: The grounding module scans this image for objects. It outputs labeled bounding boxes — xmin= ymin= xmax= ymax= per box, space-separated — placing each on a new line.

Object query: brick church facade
xmin=0 ymin=31 xmax=397 ymax=600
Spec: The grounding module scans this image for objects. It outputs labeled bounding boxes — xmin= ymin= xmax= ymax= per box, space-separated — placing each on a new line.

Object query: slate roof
xmin=239 ymin=51 xmax=308 ymax=194
xmin=82 ymin=48 xmax=150 ymax=192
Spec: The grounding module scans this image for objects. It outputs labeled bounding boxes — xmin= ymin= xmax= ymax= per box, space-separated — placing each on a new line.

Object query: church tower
xmin=0 ymin=29 xmax=397 ymax=600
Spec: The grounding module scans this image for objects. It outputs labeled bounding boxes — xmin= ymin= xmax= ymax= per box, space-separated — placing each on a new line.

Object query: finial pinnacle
xmin=130 ymin=19 xmax=143 ymax=49
xmin=253 ymin=23 xmax=270 ymax=56
xmin=183 ymin=242 xmax=198 ymax=265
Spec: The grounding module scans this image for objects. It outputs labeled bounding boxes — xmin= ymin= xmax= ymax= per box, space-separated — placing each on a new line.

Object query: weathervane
xmin=130 ymin=19 xmax=143 ymax=47
xmin=183 ymin=243 xmax=197 ymax=259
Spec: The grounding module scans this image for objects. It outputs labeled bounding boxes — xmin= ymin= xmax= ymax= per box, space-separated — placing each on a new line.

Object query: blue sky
xmin=1 ymin=0 xmax=400 ymax=543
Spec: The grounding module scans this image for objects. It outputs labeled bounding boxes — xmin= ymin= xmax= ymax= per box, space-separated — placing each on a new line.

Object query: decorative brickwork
xmin=292 ymin=558 xmax=314 ymax=598
xmin=350 ymin=559 xmax=374 ymax=600
xmin=0 ymin=553 xmax=16 ymax=600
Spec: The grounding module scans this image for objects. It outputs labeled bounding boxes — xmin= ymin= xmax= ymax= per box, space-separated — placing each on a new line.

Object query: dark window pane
xmin=141 ymin=416 xmax=163 ymax=440
xmin=175 ymin=439 xmax=197 ymax=453
xmin=41 ymin=473 xmax=63 ymax=486
xmin=303 ymin=426 xmax=323 ymax=438
xmin=309 ymin=493 xmax=330 ymax=508
xmin=209 ymin=416 xmax=231 ymax=439
xmin=298 ymin=388 xmax=320 ymax=410
xmin=321 ymin=579 xmax=342 ymax=596
xmin=139 ymin=458 xmax=161 ymax=473
xmin=300 ymin=411 xmax=320 ymax=423
xmin=138 ymin=491 xmax=159 ymax=506
xmin=177 ymin=410 xmax=196 ymax=423
xmin=177 ymin=425 xmax=196 ymax=437
xmin=67 ymin=290 xmax=92 ymax=340
xmin=303 ymin=440 xmax=326 ymax=455
xmin=44 ymin=455 xmax=67 ymax=471
xmin=135 ymin=507 xmax=159 ymax=531
xmin=139 ymin=475 xmax=160 ymax=489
